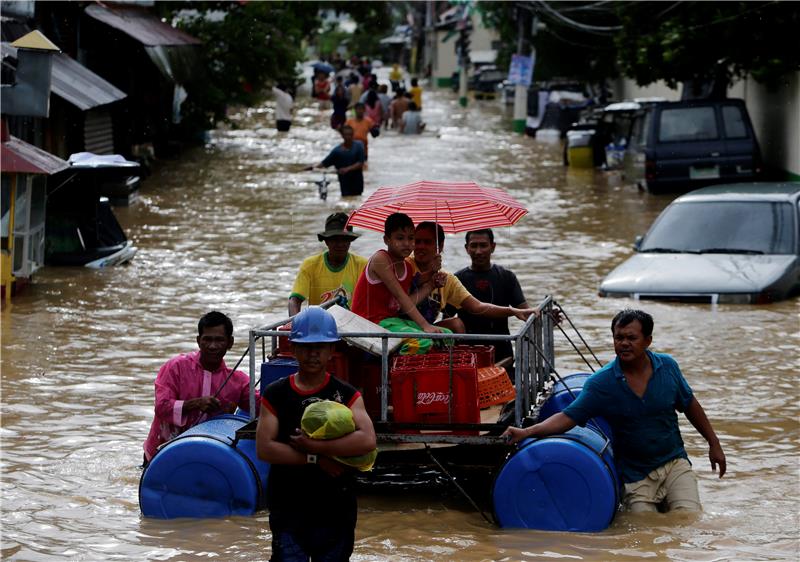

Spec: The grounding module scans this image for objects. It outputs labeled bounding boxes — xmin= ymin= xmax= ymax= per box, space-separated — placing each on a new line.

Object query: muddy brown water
xmin=1 ymin=90 xmax=798 ymax=561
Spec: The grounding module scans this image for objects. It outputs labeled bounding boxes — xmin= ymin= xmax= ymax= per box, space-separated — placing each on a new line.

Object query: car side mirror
xmin=633 ymin=235 xmax=643 ymax=251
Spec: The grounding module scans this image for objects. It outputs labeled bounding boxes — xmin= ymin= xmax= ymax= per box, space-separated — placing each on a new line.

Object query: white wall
xmin=612 ymin=72 xmax=800 ymax=178
xmin=431 ymin=14 xmax=499 ymax=85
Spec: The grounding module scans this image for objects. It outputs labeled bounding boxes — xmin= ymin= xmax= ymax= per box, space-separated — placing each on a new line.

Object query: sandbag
xmin=301 ymin=400 xmax=377 ymax=471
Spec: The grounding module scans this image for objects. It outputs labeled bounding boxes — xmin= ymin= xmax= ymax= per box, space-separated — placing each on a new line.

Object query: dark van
xmin=623 ymin=99 xmax=761 ymax=193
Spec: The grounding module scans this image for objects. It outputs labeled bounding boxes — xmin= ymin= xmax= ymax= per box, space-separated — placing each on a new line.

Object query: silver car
xmin=599 ymin=183 xmax=800 ymax=304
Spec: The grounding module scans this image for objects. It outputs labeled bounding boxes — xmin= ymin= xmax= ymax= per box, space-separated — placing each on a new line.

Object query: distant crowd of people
xmin=271 ymin=56 xmax=427 ymax=198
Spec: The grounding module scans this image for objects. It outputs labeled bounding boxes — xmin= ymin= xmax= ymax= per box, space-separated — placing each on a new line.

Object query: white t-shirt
xmin=272 ymin=87 xmax=293 ymax=122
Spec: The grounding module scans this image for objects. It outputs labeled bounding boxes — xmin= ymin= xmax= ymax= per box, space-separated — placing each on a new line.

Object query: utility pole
xmin=512 ymin=8 xmax=532 ymax=133
xmin=458 ymin=25 xmax=469 ymax=107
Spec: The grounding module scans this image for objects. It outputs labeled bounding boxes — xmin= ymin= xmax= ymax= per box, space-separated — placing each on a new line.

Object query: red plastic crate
xmin=453 ymin=345 xmax=495 ymax=368
xmin=390 ymin=352 xmax=479 ymax=432
xmin=326 ymin=351 xmax=349 ymax=382
xmin=276 ymin=322 xmax=293 ymax=355
xmin=351 ymin=362 xmax=383 ymax=418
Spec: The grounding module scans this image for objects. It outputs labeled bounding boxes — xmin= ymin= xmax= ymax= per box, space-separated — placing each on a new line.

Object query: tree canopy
xmin=482 ymin=1 xmax=799 ymax=92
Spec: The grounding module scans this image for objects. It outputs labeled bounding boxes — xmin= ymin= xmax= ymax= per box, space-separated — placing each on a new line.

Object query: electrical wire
xmin=535 ymin=0 xmax=623 ymax=34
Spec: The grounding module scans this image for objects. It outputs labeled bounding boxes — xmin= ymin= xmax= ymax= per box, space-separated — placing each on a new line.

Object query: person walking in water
xmin=307 ymin=125 xmax=365 ymax=197
xmin=345 ymin=102 xmax=375 ymax=163
xmin=257 ymin=307 xmax=376 ymax=561
xmin=503 ymin=309 xmax=727 ymax=513
xmin=143 ymin=311 xmax=257 ymax=467
xmin=409 ymin=77 xmax=423 ymax=111
xmin=330 ymin=83 xmax=349 ymax=130
xmin=272 ymin=83 xmax=293 ymax=132
xmin=400 ymin=102 xmax=425 ymax=134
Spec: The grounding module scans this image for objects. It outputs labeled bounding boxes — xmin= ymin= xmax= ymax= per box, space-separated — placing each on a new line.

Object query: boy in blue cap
xmin=256 ymin=307 xmax=376 ymax=560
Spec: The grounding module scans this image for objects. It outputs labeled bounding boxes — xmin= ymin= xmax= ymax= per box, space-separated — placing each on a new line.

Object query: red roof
xmin=1 ymin=136 xmax=69 ymax=175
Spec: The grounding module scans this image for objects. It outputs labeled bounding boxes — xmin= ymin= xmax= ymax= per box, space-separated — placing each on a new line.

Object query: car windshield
xmin=640 ymin=201 xmax=796 ymax=255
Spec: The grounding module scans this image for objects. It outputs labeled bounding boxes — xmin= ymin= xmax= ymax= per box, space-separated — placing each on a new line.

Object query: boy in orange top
xmin=345 ymin=102 xmax=374 ymax=161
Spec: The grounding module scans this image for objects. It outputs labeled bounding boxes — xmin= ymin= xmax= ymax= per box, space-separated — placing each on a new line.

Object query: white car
xmin=599 ymin=183 xmax=800 ymax=304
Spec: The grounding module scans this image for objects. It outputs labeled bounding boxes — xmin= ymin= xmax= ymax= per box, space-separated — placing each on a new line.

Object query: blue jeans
xmin=270 ymin=524 xmax=354 ymax=562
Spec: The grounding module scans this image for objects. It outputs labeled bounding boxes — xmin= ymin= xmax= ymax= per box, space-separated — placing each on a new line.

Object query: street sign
xmin=508 ymin=54 xmax=534 ymax=87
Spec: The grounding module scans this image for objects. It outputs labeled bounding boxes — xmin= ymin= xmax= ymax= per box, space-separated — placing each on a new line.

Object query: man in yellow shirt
xmin=407 ymin=222 xmax=537 ymax=332
xmin=288 ymin=213 xmax=367 ymax=315
xmin=409 ymin=78 xmax=423 ymax=111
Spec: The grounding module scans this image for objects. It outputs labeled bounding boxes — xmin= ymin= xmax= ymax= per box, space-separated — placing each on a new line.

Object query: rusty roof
xmin=85 ymin=4 xmax=201 ymax=47
xmin=1 ymin=135 xmax=69 ymax=175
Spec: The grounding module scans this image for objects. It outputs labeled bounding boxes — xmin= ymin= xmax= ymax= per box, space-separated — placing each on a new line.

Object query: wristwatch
xmin=306 ymin=453 xmax=318 ymax=464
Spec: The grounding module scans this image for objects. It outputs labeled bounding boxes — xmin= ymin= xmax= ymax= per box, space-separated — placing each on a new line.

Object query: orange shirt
xmin=345 ymin=116 xmax=375 ymax=144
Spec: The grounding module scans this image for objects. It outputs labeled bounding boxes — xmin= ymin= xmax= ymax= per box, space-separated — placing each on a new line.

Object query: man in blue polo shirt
xmin=504 ymin=309 xmax=726 ymax=512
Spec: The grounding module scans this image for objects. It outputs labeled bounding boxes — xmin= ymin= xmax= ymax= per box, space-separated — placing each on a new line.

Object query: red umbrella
xmin=346 ymin=180 xmax=528 ymax=233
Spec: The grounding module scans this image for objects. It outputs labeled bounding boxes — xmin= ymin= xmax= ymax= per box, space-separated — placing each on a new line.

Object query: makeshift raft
xmin=140 ymin=296 xmax=620 ymax=531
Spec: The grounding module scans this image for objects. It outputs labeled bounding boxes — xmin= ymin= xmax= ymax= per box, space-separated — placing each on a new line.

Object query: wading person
xmin=344 ymin=102 xmax=375 ymax=163
xmin=256 ymin=307 xmax=376 ymax=561
xmin=307 ymin=125 xmax=365 ymax=197
xmin=449 ymin=229 xmax=530 ymax=379
xmin=288 ymin=212 xmax=367 ymax=315
xmin=503 ymin=309 xmax=727 ymax=512
xmin=272 ymin=83 xmax=293 ymax=132
xmin=143 ymin=311 xmax=255 ymax=466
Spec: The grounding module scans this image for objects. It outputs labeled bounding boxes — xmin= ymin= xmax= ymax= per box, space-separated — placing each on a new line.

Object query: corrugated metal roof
xmin=52 ymin=52 xmax=126 ymax=110
xmin=85 ymin=4 xmax=201 ymax=47
xmin=2 ymin=44 xmax=127 ymax=110
xmin=1 ymin=135 xmax=69 ymax=174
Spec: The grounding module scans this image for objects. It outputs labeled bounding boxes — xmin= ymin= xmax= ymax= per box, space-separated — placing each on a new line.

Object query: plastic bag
xmin=300 ymin=400 xmax=377 ymax=471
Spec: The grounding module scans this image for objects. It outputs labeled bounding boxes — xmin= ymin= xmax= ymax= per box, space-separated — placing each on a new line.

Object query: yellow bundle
xmin=300 ymin=400 xmax=377 ymax=471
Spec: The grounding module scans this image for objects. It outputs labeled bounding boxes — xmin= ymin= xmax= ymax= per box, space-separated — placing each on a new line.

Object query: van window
xmin=722 ymin=105 xmax=748 ymax=139
xmin=630 ymin=110 xmax=651 ymax=149
xmin=658 ymin=107 xmax=718 ymax=142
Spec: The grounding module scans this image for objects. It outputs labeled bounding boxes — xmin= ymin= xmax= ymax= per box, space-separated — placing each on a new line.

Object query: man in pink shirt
xmin=143 ymin=311 xmax=256 ymax=466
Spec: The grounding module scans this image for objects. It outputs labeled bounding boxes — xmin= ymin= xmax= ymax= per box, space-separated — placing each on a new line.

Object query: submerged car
xmin=599 ymin=183 xmax=800 ymax=304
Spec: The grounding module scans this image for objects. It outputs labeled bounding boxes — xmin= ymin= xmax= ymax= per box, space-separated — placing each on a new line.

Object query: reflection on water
xmin=1 ymin=90 xmax=798 ymax=561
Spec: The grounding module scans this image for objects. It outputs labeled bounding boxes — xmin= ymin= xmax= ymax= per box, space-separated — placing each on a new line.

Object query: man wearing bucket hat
xmin=257 ymin=307 xmax=376 ymax=560
xmin=503 ymin=309 xmax=726 ymax=513
xmin=288 ymin=213 xmax=367 ymax=316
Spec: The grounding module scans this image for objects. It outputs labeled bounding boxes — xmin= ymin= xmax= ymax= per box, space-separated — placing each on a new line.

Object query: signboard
xmin=508 ymin=54 xmax=534 ymax=87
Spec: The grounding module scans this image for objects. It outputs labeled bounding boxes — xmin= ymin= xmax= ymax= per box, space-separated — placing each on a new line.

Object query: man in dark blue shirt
xmin=448 ymin=229 xmax=529 ymax=379
xmin=308 ymin=125 xmax=365 ymax=196
xmin=504 ymin=309 xmax=726 ymax=512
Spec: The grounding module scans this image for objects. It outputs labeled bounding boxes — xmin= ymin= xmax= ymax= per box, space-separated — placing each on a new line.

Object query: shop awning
xmin=84 ymin=4 xmax=201 ymax=47
xmin=1 ymin=135 xmax=69 ymax=175
xmin=51 ymin=52 xmax=126 ymax=110
xmin=3 ymin=43 xmax=127 ymax=110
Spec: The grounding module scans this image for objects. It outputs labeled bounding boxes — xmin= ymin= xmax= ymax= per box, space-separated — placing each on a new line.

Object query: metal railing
xmin=247 ymin=296 xmax=556 ymax=445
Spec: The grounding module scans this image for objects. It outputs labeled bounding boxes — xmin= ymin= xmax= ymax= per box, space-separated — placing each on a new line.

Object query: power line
xmin=535 ymin=0 xmax=623 ymax=34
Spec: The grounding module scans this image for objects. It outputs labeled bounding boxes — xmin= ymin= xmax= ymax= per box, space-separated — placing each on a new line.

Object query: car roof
xmin=675 ymin=182 xmax=800 ymax=204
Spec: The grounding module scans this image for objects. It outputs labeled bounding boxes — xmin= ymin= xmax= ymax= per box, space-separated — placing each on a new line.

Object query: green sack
xmin=301 ymin=400 xmax=355 ymax=440
xmin=300 ymin=400 xmax=378 ymax=471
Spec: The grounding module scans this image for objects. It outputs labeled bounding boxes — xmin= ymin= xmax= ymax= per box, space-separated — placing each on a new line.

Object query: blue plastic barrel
xmin=139 ymin=414 xmax=270 ymax=519
xmin=493 ymin=425 xmax=620 ymax=532
xmin=260 ymin=357 xmax=298 ymax=395
xmin=538 ymin=373 xmax=612 ymax=440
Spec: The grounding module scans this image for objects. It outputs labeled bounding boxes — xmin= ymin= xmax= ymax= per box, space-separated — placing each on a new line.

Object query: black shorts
xmin=276 ymin=120 xmax=291 ymax=132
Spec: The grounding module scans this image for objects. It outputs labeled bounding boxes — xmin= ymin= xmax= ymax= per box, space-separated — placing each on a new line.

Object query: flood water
xmin=2 ymin=87 xmax=798 ymax=561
